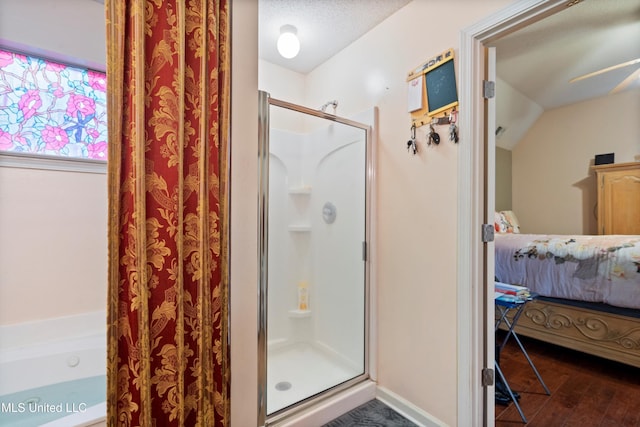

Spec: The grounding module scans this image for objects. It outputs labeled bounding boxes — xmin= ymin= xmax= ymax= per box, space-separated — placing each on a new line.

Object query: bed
xmin=494 ymin=232 xmax=640 ymax=368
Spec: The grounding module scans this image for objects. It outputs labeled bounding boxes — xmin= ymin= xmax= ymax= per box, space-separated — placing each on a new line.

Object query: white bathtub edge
xmin=0 ymin=311 xmax=107 ymax=396
xmin=39 ymin=402 xmax=106 ymax=427
xmin=0 ymin=310 xmax=106 ymax=351
xmin=0 ymin=332 xmax=105 ymax=364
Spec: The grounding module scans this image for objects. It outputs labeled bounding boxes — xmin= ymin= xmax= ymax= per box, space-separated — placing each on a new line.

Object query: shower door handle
xmin=362 ymin=241 xmax=368 ymax=262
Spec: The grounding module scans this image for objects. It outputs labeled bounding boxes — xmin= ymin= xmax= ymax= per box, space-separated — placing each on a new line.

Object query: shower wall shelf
xmin=288 ymin=224 xmax=311 ymax=232
xmin=288 ymin=309 xmax=312 ymax=318
xmin=288 ymin=186 xmax=312 ymax=195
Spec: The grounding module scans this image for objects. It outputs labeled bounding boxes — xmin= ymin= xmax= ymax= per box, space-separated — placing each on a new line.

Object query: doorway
xmin=459 ymin=0 xmax=576 ymax=425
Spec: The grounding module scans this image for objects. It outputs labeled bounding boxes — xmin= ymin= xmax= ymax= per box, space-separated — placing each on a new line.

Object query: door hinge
xmin=483 ymin=80 xmax=495 ymax=99
xmin=481 ymin=223 xmax=495 ymax=243
xmin=482 ymin=368 xmax=495 ymax=386
xmin=362 ymin=241 xmax=368 ymax=262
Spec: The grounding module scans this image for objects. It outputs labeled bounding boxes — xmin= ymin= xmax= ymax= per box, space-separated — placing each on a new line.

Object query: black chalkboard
xmin=425 ymin=58 xmax=458 ymax=116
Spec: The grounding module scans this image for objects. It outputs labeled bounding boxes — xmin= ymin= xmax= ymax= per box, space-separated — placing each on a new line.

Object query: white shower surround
xmin=266 ymin=108 xmax=373 ymax=414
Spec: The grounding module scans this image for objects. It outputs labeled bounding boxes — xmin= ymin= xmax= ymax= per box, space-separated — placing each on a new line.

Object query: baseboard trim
xmin=376 ymin=386 xmax=447 ymax=427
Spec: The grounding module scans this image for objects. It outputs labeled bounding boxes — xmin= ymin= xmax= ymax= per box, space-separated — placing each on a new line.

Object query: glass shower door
xmin=258 ymin=92 xmax=371 ymax=421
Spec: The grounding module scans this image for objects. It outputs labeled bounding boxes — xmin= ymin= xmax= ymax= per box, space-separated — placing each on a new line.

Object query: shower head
xmin=320 ymin=100 xmax=338 ymax=113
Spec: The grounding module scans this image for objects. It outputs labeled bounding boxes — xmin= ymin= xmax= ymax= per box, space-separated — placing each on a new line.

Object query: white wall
xmin=258 ymin=59 xmax=305 ymax=104
xmin=0 ymin=0 xmax=107 ymax=327
xmin=513 ymin=88 xmax=640 ymax=234
xmin=495 ymin=77 xmax=543 ymax=151
xmin=0 ymin=0 xmax=106 ymax=71
xmin=257 ymin=0 xmax=511 ymax=425
xmin=495 ymin=147 xmax=512 ymax=211
xmin=230 ymin=1 xmax=259 ymax=425
xmin=0 ymin=166 xmax=107 ymax=325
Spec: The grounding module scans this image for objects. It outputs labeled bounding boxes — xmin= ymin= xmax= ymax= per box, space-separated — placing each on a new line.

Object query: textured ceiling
xmin=259 ymin=0 xmax=639 ymax=102
xmin=258 ymin=0 xmax=640 ymax=150
xmin=258 ymin=0 xmax=411 ymax=74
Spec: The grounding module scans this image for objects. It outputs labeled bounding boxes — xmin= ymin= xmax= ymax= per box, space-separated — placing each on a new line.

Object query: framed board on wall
xmin=425 ymin=57 xmax=458 ymax=117
xmin=407 ymin=48 xmax=459 ymax=127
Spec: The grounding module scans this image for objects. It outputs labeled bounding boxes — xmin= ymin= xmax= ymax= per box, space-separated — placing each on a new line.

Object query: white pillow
xmin=494 ymin=211 xmax=521 ymax=233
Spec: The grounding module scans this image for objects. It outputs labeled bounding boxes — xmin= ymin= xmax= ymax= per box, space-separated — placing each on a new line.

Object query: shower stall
xmin=258 ymin=91 xmax=373 ymax=424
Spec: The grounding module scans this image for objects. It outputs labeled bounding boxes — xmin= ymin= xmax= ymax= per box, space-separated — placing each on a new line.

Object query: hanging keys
xmin=427 ymin=124 xmax=440 ymax=145
xmin=407 ymin=124 xmax=417 ymax=155
xmin=407 ymin=138 xmax=417 ymax=154
xmin=449 ymin=123 xmax=459 ymax=143
xmin=448 ymin=109 xmax=459 ymax=143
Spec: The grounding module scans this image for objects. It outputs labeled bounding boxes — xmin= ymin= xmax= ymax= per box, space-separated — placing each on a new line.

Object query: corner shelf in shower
xmin=288 ymin=224 xmax=311 ymax=232
xmin=288 ymin=186 xmax=312 ymax=195
xmin=288 ymin=309 xmax=312 ymax=318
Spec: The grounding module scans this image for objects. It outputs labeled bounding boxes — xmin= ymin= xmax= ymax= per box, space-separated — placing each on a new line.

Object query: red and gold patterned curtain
xmin=105 ymin=1 xmax=230 ymax=426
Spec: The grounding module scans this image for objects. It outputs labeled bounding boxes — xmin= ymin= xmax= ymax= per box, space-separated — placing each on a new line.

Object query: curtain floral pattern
xmin=106 ymin=1 xmax=230 ymax=426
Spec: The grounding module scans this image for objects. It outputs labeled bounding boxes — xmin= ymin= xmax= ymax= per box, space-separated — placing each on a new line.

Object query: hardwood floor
xmin=495 ymin=333 xmax=640 ymax=426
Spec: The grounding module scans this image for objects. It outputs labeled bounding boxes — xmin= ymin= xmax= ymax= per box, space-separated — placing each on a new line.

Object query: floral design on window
xmin=0 ymin=49 xmax=107 ymax=160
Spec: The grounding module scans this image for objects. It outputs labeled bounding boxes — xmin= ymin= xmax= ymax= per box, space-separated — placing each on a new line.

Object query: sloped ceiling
xmin=493 ymin=0 xmax=640 ymax=150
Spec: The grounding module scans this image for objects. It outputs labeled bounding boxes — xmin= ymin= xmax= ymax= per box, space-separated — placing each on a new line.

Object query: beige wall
xmin=252 ymin=0 xmax=510 ymax=425
xmin=303 ymin=2 xmax=509 ymax=424
xmin=513 ymin=89 xmax=640 ymax=234
xmin=258 ymin=59 xmax=306 ymax=103
xmin=496 ymin=147 xmax=512 ymax=211
xmin=0 ymin=0 xmax=106 ymax=70
xmin=0 ymin=166 xmax=107 ymax=325
xmin=0 ymin=0 xmax=107 ymax=326
xmin=230 ymin=1 xmax=259 ymax=426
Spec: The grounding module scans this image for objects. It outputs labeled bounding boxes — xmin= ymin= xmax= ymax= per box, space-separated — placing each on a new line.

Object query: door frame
xmin=458 ymin=1 xmax=570 ymax=425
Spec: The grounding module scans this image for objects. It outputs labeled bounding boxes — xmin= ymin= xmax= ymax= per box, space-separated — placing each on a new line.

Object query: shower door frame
xmin=258 ymin=90 xmax=373 ymax=426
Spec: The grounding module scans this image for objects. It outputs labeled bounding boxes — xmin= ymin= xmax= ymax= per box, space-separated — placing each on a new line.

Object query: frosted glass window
xmin=0 ymin=49 xmax=107 ymax=161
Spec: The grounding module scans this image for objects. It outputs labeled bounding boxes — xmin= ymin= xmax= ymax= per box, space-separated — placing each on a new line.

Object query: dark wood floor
xmin=495 ymin=334 xmax=640 ymax=426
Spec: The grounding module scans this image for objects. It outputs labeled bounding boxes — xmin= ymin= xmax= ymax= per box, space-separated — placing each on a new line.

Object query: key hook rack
xmin=406 ymin=47 xmax=460 ymax=142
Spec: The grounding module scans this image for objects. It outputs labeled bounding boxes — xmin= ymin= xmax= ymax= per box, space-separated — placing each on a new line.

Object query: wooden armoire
xmin=592 ymin=162 xmax=640 ymax=235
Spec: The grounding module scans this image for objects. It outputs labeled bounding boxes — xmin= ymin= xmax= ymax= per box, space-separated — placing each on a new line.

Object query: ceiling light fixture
xmin=277 ymin=25 xmax=300 ymax=59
